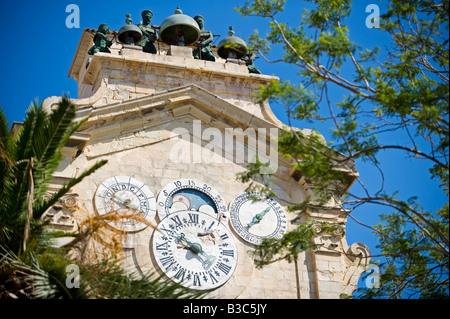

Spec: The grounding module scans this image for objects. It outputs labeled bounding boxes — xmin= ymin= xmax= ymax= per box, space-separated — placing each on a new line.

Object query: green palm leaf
xmin=0 ymin=97 xmax=106 ymax=253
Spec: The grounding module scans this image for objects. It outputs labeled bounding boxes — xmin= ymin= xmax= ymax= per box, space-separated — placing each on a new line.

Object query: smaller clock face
xmin=152 ymin=210 xmax=238 ymax=290
xmin=229 ymin=192 xmax=288 ymax=245
xmin=156 ymin=179 xmax=228 ymax=222
xmin=94 ymin=176 xmax=156 ymax=232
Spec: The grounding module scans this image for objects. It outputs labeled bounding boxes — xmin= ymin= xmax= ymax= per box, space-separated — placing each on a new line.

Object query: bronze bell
xmin=159 ymin=7 xmax=200 ymax=46
xmin=218 ymin=26 xmax=248 ymax=60
xmin=118 ymin=14 xmax=143 ymax=45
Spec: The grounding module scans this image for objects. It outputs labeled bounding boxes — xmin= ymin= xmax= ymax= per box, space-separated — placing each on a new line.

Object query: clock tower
xmin=42 ymin=9 xmax=370 ymax=299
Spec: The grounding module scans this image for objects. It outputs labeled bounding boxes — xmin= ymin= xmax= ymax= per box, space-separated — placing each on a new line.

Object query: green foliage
xmin=359 ymin=203 xmax=449 ymax=298
xmin=83 ymin=258 xmax=203 ymax=299
xmin=236 ymin=0 xmax=286 ymax=17
xmin=252 ymin=220 xmax=344 ymax=268
xmin=258 ymin=80 xmax=321 ymax=121
xmin=236 ymin=0 xmax=449 ymax=298
xmin=0 ymin=97 xmax=106 ymax=254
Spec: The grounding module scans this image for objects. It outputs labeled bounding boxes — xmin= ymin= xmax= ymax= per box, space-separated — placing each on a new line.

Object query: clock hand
xmin=112 ymin=194 xmax=140 ymax=211
xmin=176 ymin=233 xmax=217 ymax=270
xmin=247 ymin=207 xmax=271 ymax=229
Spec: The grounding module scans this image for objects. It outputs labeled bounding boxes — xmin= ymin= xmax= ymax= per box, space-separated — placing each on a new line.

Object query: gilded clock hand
xmin=176 ymin=232 xmax=216 ymax=270
xmin=247 ymin=207 xmax=271 ymax=229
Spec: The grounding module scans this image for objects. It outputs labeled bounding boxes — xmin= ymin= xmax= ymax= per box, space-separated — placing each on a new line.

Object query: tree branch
xmin=349 ymin=145 xmax=447 ymax=168
xmin=268 ymin=13 xmax=376 ymax=99
xmin=347 ymin=194 xmax=449 ymax=255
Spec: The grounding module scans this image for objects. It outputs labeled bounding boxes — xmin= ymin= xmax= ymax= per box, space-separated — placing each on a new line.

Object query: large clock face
xmin=156 ymin=179 xmax=228 ymax=222
xmin=229 ymin=192 xmax=288 ymax=245
xmin=94 ymin=176 xmax=156 ymax=232
xmin=152 ymin=210 xmax=238 ymax=290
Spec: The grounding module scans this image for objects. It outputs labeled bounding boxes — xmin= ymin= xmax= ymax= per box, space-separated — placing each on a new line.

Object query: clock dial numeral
xmin=188 ymin=213 xmax=199 ymax=224
xmin=152 ymin=210 xmax=237 ymax=290
xmin=219 ymin=233 xmax=229 ymax=240
xmin=174 ymin=268 xmax=186 ymax=281
xmin=160 ymin=225 xmax=175 ymax=236
xmin=193 ymin=274 xmax=202 ymax=287
xmin=217 ymin=262 xmax=232 ymax=275
xmin=160 ymin=256 xmax=176 ymax=270
xmin=170 ymin=215 xmax=182 ymax=227
xmin=222 ymin=250 xmax=235 ymax=257
xmin=207 ymin=221 xmax=216 ymax=232
xmin=156 ymin=242 xmax=169 ymax=251
xmin=209 ymin=273 xmax=219 ymax=285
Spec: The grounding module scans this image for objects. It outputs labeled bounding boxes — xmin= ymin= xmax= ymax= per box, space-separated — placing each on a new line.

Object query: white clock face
xmin=94 ymin=176 xmax=156 ymax=232
xmin=229 ymin=192 xmax=288 ymax=245
xmin=156 ymin=179 xmax=228 ymax=222
xmin=152 ymin=210 xmax=238 ymax=290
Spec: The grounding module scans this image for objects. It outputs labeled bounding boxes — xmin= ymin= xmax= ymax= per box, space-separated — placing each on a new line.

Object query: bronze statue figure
xmin=193 ymin=15 xmax=215 ymax=62
xmin=243 ymin=52 xmax=262 ymax=74
xmin=136 ymin=10 xmax=158 ymax=54
xmin=88 ymin=24 xmax=113 ymax=55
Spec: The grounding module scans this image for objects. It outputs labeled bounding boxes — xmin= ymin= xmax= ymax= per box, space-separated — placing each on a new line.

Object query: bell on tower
xmin=159 ymin=6 xmax=200 ymax=47
xmin=118 ymin=14 xmax=143 ymax=45
xmin=217 ymin=26 xmax=248 ymax=60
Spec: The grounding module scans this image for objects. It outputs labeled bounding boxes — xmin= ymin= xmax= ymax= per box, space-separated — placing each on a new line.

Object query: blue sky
xmin=0 ymin=0 xmax=447 ymax=291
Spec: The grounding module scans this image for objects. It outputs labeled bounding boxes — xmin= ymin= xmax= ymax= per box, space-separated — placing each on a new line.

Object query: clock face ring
xmin=152 ymin=210 xmax=238 ymax=290
xmin=94 ymin=176 xmax=156 ymax=232
xmin=157 ymin=179 xmax=228 ymax=222
xmin=229 ymin=193 xmax=288 ymax=245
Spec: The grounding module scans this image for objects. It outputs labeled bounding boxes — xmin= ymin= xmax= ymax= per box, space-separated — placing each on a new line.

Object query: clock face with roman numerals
xmin=152 ymin=210 xmax=238 ymax=290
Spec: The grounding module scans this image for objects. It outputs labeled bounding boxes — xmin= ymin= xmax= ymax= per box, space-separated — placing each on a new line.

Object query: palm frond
xmin=0 ymin=97 xmax=106 ymax=253
xmin=33 ymin=159 xmax=107 ymax=220
xmin=13 ymin=100 xmax=45 ymax=161
xmin=0 ymin=105 xmax=10 ymax=168
xmin=84 ymin=257 xmax=205 ymax=299
xmin=32 ymin=97 xmax=89 ymax=206
xmin=1 ymin=247 xmax=90 ymax=299
xmin=0 ymin=107 xmax=15 ymax=247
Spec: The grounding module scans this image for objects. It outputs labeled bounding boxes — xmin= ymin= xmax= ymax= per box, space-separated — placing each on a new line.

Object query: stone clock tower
xmin=42 ymin=9 xmax=370 ymax=299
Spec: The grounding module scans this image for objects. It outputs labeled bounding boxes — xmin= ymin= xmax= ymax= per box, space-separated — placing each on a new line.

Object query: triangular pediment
xmin=76 ymin=84 xmax=283 ymax=139
xmin=68 ymin=85 xmax=280 ymax=173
